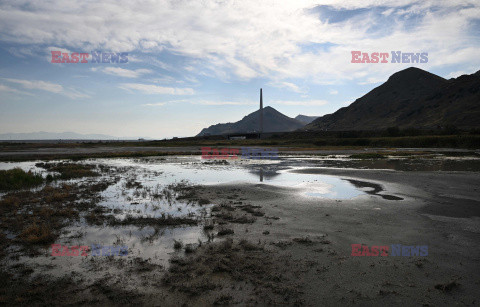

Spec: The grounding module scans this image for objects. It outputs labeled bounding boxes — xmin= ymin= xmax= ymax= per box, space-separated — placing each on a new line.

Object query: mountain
xmin=295 ymin=115 xmax=319 ymax=125
xmin=0 ymin=131 xmax=123 ymax=140
xmin=197 ymin=106 xmax=304 ymax=136
xmin=305 ymin=67 xmax=480 ymax=130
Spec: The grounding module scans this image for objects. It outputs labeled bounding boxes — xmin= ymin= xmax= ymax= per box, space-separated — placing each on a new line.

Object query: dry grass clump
xmin=434 ymin=281 xmax=460 ymax=292
xmin=109 ymin=215 xmax=198 ymax=227
xmin=162 ymin=239 xmax=302 ymax=304
xmin=19 ymin=223 xmax=55 ymax=244
xmin=0 ymin=195 xmax=21 ymax=208
xmin=0 ymin=181 xmax=111 ymax=249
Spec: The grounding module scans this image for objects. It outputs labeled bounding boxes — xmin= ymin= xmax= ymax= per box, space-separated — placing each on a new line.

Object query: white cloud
xmin=97 ymin=67 xmax=152 ymax=78
xmin=150 ymin=76 xmax=176 ymax=84
xmin=4 ymin=78 xmax=63 ymax=93
xmin=381 ymin=8 xmax=395 ymax=17
xmin=62 ymin=87 xmax=91 ymax=99
xmin=7 ymin=46 xmax=36 ymax=58
xmin=446 ymin=70 xmax=468 ymax=78
xmin=342 ymin=97 xmax=357 ymax=104
xmin=3 ymin=78 xmax=89 ymax=99
xmin=0 ymin=0 xmax=478 ymax=85
xmin=0 ymin=84 xmax=18 ymax=92
xmin=0 ymin=83 xmax=32 ymax=95
xmin=359 ymin=77 xmax=385 ymax=85
xmin=192 ymin=100 xmax=255 ymax=106
xmin=119 ymin=83 xmax=195 ymax=95
xmin=274 ymin=100 xmax=328 ymax=106
xmin=125 ymin=54 xmax=142 ymax=63
xmin=143 ymin=102 xmax=165 ymax=106
xmin=268 ymin=81 xmax=304 ymax=93
xmin=143 ymin=99 xmax=254 ymax=106
xmin=183 ymin=76 xmax=200 ymax=85
xmin=142 ymin=57 xmax=174 ymax=71
xmin=329 ymin=89 xmax=338 ymax=95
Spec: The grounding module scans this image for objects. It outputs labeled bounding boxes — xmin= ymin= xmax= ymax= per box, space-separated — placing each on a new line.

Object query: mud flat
xmin=0 ymin=155 xmax=479 ymax=305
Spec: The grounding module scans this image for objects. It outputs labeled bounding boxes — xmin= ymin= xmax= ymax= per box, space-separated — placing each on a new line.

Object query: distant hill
xmin=197 ymin=106 xmax=304 ymax=136
xmin=0 ymin=131 xmax=123 ymax=140
xmin=305 ymin=67 xmax=480 ymax=130
xmin=295 ymin=115 xmax=319 ymax=125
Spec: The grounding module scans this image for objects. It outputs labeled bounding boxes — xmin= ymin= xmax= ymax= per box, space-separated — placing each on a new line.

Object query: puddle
xmin=346 ymin=179 xmax=403 ymax=200
xmin=0 ymin=161 xmax=49 ymax=174
xmin=17 ymin=224 xmax=211 ymax=273
xmin=87 ymin=157 xmax=370 ymax=200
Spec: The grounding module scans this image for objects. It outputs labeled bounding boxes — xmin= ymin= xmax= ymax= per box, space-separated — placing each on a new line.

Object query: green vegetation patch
xmin=0 ymin=168 xmax=43 ymax=191
xmin=35 ymin=162 xmax=99 ymax=179
xmin=349 ymin=153 xmax=386 ymax=159
xmin=439 ymin=151 xmax=480 ymax=157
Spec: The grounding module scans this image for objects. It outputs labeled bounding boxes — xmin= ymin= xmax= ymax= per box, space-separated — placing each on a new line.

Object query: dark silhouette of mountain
xmin=305 ymin=67 xmax=480 ymax=130
xmin=197 ymin=106 xmax=304 ymax=136
xmin=295 ymin=115 xmax=319 ymax=125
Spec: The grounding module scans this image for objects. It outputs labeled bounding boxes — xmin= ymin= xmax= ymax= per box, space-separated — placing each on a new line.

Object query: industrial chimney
xmin=259 ymin=88 xmax=263 ymax=134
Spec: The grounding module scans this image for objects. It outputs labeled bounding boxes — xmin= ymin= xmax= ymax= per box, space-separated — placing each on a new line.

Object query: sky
xmin=0 ymin=0 xmax=479 ymax=139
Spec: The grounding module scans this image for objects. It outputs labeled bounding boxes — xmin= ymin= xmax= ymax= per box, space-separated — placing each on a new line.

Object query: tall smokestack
xmin=259 ymin=88 xmax=263 ymax=134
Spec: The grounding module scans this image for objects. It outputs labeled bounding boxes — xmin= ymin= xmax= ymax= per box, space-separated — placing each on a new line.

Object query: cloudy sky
xmin=0 ymin=0 xmax=479 ymax=138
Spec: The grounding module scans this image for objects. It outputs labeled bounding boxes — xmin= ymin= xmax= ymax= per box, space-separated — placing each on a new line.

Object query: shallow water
xmin=0 ymin=161 xmax=48 ymax=174
xmin=0 ymin=156 xmax=400 ymax=274
xmin=88 ymin=156 xmax=367 ymax=199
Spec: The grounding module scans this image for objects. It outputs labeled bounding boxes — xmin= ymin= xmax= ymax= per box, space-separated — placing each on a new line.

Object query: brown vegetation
xmin=162 ymin=239 xmax=303 ymax=304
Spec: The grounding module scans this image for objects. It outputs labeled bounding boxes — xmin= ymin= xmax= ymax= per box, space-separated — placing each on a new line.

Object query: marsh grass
xmin=35 ymin=162 xmax=99 ymax=179
xmin=0 ymin=270 xmax=79 ymax=305
xmin=217 ymin=228 xmax=234 ymax=236
xmin=109 ymin=215 xmax=198 ymax=227
xmin=0 ymin=181 xmax=112 ymax=249
xmin=349 ymin=153 xmax=386 ymax=159
xmin=173 ymin=240 xmax=183 ymax=250
xmin=162 ymin=239 xmax=302 ymax=303
xmin=0 ymin=168 xmax=43 ymax=191
xmin=19 ymin=223 xmax=55 ymax=244
xmin=184 ymin=244 xmax=196 ymax=254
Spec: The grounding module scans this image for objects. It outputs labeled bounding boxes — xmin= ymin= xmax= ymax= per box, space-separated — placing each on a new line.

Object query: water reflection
xmin=250 ymin=168 xmax=282 ymax=183
xmin=346 ymin=179 xmax=403 ymax=200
